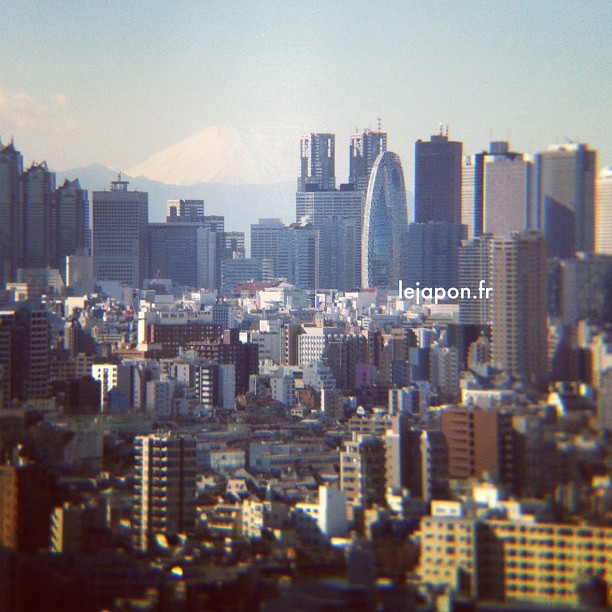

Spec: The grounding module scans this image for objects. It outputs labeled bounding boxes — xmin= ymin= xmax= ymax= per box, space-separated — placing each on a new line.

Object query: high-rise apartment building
xmin=458 ymin=234 xmax=493 ymax=325
xmin=596 ymin=167 xmax=612 ymax=255
xmin=490 ymin=231 xmax=547 ymax=379
xmin=298 ymin=133 xmax=335 ymax=192
xmin=340 ymin=432 xmax=386 ymax=513
xmin=0 ymin=461 xmax=53 ymax=553
xmin=0 ymin=140 xmax=23 ymax=284
xmin=535 ymin=143 xmax=596 ymax=258
xmin=93 ymin=177 xmax=149 ymax=288
xmin=361 ymin=151 xmax=409 ymax=288
xmin=415 ymin=129 xmax=462 ymax=224
xmin=441 ymin=407 xmax=514 ymax=485
xmin=132 ymin=433 xmax=197 ymax=552
xmin=349 ymin=128 xmax=387 ymax=191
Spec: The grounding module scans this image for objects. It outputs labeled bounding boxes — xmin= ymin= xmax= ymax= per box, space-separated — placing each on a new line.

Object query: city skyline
xmin=0 ymin=1 xmax=610 ymax=186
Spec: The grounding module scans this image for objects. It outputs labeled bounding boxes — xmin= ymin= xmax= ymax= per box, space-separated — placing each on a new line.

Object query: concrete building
xmin=93 ymin=176 xmax=148 ymax=288
xmin=490 ymin=231 xmax=547 ymax=379
xmin=132 ymin=433 xmax=197 ymax=552
xmin=295 ymin=485 xmax=348 ymax=543
xmin=340 ymin=433 xmax=386 ymax=514
xmin=440 ymin=407 xmax=514 ymax=485
xmin=419 ymin=514 xmax=612 ymax=608
xmin=349 ymin=128 xmax=387 ymax=192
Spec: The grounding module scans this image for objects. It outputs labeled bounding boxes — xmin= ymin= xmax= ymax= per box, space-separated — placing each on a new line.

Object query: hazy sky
xmin=1 ymin=0 xmax=610 ymax=186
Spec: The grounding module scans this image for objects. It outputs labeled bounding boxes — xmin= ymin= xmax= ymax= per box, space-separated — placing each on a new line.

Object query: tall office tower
xmin=166 ymin=198 xmax=205 ymax=222
xmin=221 ymin=231 xmax=246 ymax=259
xmin=362 ymin=151 xmax=409 ymax=288
xmin=340 ymin=432 xmax=386 ymax=513
xmin=535 ymin=143 xmax=596 ymax=258
xmin=490 ymin=231 xmax=547 ymax=379
xmin=405 ymin=222 xmax=467 ymax=290
xmin=0 ymin=461 xmax=53 ymax=552
xmin=251 ymin=218 xmax=285 ymax=278
xmin=132 ymin=433 xmax=197 ymax=552
xmin=441 ymin=407 xmax=515 ymax=484
xmin=415 ymin=127 xmax=462 ymax=224
xmin=596 ymin=167 xmax=612 ymax=255
xmin=54 ymin=178 xmax=89 ymax=277
xmin=93 ymin=176 xmax=149 ymax=288
xmin=296 ymin=190 xmax=364 ymax=286
xmin=148 ymin=223 xmax=216 ymax=288
xmin=458 ymin=235 xmax=493 ymax=325
xmin=297 ymin=133 xmax=335 ymax=192
xmin=318 ymin=217 xmax=359 ymax=291
xmin=280 ymin=223 xmax=317 ymax=289
xmin=349 ymin=128 xmax=387 ymax=191
xmin=22 ymin=162 xmax=56 ymax=269
xmin=0 ymin=140 xmax=23 ymax=284
xmin=462 ymin=142 xmax=533 ymax=239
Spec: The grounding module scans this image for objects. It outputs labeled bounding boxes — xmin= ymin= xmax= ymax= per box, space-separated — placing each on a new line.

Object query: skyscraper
xmin=535 ymin=143 xmax=596 ymax=258
xmin=298 ymin=133 xmax=335 ymax=192
xmin=148 ymin=222 xmax=216 ymax=288
xmin=490 ymin=230 xmax=547 ymax=379
xmin=349 ymin=128 xmax=387 ymax=191
xmin=93 ymin=176 xmax=149 ymax=288
xmin=0 ymin=140 xmax=23 ymax=284
xmin=596 ymin=167 xmax=612 ymax=255
xmin=361 ymin=151 xmax=409 ymax=288
xmin=54 ymin=178 xmax=89 ymax=276
xmin=462 ymin=142 xmax=533 ymax=239
xmin=22 ymin=162 xmax=56 ymax=270
xmin=405 ymin=222 xmax=467 ymax=290
xmin=415 ymin=128 xmax=462 ymax=224
xmin=251 ymin=218 xmax=285 ymax=278
xmin=132 ymin=433 xmax=197 ymax=552
xmin=458 ymin=234 xmax=493 ymax=325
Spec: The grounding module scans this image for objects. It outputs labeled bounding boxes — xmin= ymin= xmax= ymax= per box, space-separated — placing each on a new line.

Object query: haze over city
xmin=1 ymin=0 xmax=611 ymax=184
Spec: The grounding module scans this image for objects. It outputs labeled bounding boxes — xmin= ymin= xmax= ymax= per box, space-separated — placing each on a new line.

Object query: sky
xmin=1 ymin=0 xmax=611 ymax=187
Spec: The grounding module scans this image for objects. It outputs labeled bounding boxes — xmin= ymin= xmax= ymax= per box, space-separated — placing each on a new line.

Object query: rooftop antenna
xmin=439 ymin=122 xmax=444 ymax=136
xmin=377 ymin=117 xmax=382 ymax=133
xmin=445 ymin=124 xmax=449 ymax=137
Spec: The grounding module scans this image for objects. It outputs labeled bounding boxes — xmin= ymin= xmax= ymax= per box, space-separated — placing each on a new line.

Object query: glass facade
xmin=361 ymin=152 xmax=408 ymax=288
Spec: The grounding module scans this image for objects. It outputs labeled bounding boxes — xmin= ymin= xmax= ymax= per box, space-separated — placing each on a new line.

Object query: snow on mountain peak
xmin=126 ymin=125 xmax=296 ymax=186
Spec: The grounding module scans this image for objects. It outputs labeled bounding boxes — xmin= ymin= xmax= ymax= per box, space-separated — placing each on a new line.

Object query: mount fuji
xmin=127 ymin=125 xmax=296 ymax=186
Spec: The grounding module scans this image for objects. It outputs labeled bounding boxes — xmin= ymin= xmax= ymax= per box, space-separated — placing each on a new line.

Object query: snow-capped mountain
xmin=127 ymin=125 xmax=296 ymax=185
